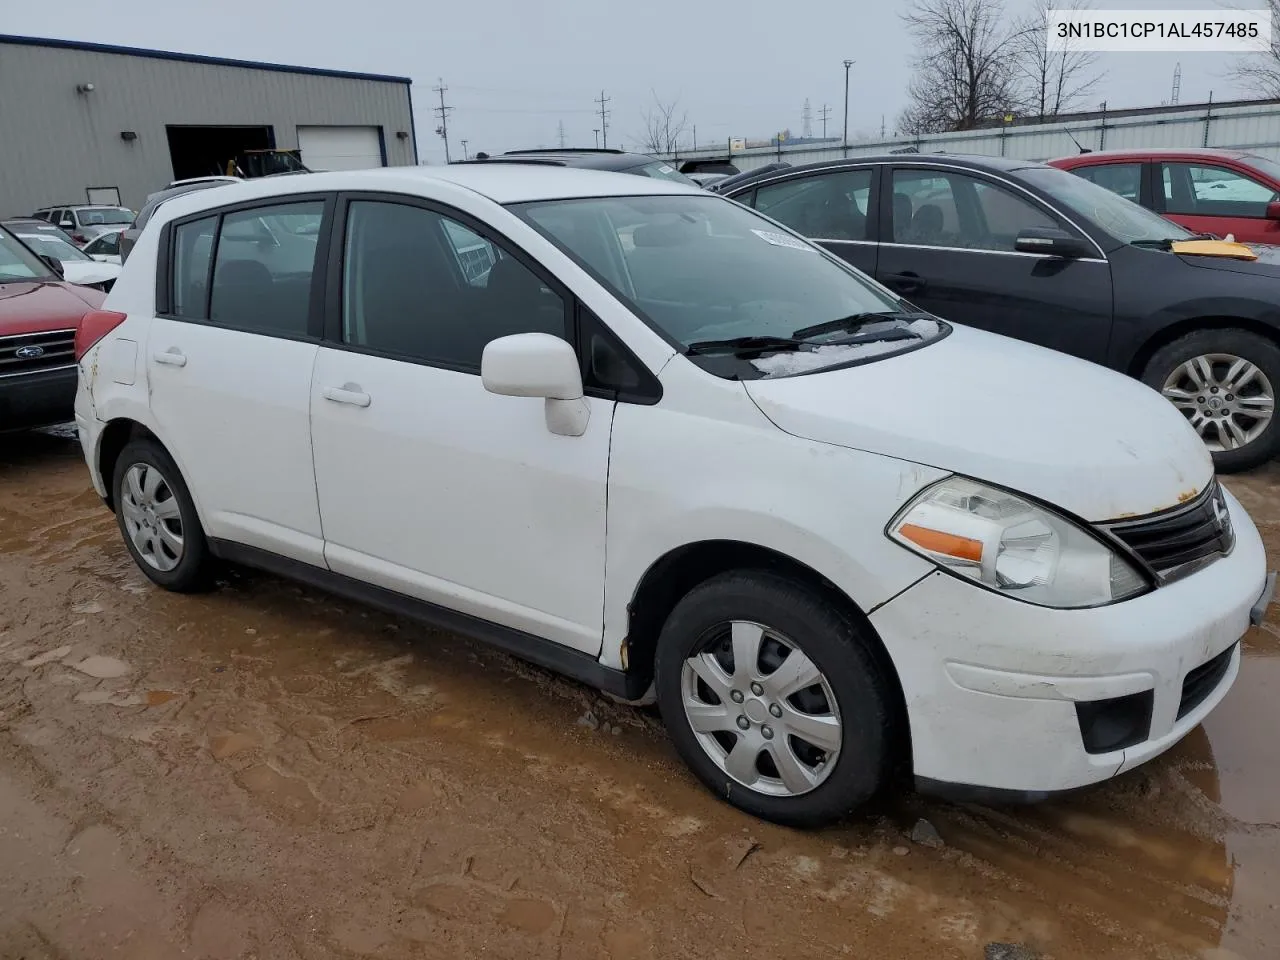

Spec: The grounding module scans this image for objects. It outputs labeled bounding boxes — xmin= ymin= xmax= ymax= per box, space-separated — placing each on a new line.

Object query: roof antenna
xmin=1063 ymin=126 xmax=1092 ymax=154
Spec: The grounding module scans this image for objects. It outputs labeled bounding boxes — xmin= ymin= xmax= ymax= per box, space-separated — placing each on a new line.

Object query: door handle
xmin=153 ymin=348 xmax=187 ymax=367
xmin=883 ymin=271 xmax=925 ymax=294
xmin=322 ymin=384 xmax=371 ymax=408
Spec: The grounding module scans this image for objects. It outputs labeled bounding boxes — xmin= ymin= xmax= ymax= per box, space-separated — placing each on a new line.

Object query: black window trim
xmin=748 ymin=164 xmax=882 ymax=244
xmin=320 ymin=190 xmax=661 ymax=404
xmin=157 ymin=191 xmax=336 ymax=344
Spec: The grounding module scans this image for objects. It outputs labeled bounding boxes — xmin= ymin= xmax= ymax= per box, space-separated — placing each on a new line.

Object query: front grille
xmin=1102 ymin=483 xmax=1234 ymax=580
xmin=1178 ymin=643 xmax=1236 ymax=720
xmin=0 ymin=329 xmax=77 ymax=379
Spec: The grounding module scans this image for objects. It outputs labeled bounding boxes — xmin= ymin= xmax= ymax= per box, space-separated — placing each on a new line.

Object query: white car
xmin=83 ymin=227 xmax=126 ymax=265
xmin=71 ymin=165 xmax=1273 ymax=826
xmin=5 ymin=221 xmax=122 ymax=290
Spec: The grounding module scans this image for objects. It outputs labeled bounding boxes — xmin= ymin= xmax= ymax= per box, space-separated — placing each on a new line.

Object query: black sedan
xmin=721 ymin=153 xmax=1280 ymax=471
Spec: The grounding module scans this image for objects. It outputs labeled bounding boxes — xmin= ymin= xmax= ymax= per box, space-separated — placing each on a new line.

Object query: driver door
xmin=1156 ymin=161 xmax=1280 ymax=246
xmin=874 ymin=166 xmax=1115 ymax=364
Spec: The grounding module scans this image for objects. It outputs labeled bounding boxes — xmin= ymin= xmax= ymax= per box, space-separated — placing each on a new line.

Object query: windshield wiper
xmin=1129 ymin=238 xmax=1180 ymax=250
xmin=791 ymin=311 xmax=931 ymax=341
xmin=685 ymin=335 xmax=808 ymax=356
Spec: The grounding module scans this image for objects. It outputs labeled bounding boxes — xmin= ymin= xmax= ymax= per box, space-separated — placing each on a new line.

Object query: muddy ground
xmin=1 ymin=428 xmax=1278 ymax=960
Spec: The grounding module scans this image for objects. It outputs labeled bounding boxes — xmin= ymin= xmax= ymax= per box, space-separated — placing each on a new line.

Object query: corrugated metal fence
xmin=664 ymin=99 xmax=1280 ymax=173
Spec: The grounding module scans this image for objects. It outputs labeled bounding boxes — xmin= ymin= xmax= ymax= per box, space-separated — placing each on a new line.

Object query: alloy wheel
xmin=119 ymin=462 xmax=184 ymax=572
xmin=680 ymin=621 xmax=843 ymax=797
xmin=1162 ymin=353 xmax=1275 ymax=452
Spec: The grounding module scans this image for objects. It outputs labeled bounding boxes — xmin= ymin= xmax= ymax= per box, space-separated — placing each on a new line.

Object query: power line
xmin=819 ymin=104 xmax=831 ymax=139
xmin=433 ymin=78 xmax=453 ymax=163
xmin=595 ymin=90 xmax=611 ymax=148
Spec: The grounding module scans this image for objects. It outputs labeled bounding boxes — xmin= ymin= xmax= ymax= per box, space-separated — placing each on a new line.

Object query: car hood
xmin=0 ymin=281 xmax=103 ymax=336
xmin=1179 ymin=249 xmax=1280 ymax=278
xmin=743 ymin=324 xmax=1214 ymax=523
xmin=59 ymin=260 xmax=121 ymax=286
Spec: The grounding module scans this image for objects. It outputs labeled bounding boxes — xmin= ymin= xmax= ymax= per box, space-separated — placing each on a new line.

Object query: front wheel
xmin=1143 ymin=328 xmax=1280 ymax=473
xmin=654 ymin=571 xmax=899 ymax=828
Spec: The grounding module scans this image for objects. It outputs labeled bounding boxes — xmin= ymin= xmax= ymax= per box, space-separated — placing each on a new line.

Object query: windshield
xmin=79 ymin=207 xmax=134 ymax=225
xmin=629 ymin=161 xmax=698 ymax=186
xmin=0 ymin=228 xmax=56 ymax=282
xmin=511 ymin=194 xmax=943 ymax=375
xmin=1018 ymin=166 xmax=1192 ymax=244
xmin=12 ymin=231 xmax=92 ymax=262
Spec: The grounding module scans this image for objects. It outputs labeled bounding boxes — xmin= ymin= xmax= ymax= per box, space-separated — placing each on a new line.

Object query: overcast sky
xmin=6 ymin=0 xmax=1267 ymax=163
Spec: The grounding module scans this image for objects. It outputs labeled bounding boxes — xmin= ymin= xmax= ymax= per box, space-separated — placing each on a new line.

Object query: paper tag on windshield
xmin=751 ymin=229 xmax=815 ymax=252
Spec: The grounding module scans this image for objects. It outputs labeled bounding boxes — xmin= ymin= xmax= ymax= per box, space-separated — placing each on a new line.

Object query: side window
xmin=890 ymin=170 xmax=1056 ymax=252
xmin=1071 ymin=163 xmax=1142 ymax=202
xmin=341 ymin=200 xmax=568 ymax=370
xmin=102 ymin=232 xmax=121 ymax=256
xmin=171 ymin=216 xmax=217 ymax=319
xmin=970 ymin=181 xmax=1059 ymax=250
xmin=1162 ymin=163 xmax=1278 ymax=217
xmin=208 ymin=201 xmax=323 ymax=335
xmin=752 ymin=169 xmax=872 ymax=240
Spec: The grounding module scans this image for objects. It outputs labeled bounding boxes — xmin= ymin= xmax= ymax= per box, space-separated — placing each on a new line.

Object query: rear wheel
xmin=1143 ymin=328 xmax=1280 ymax=473
xmin=112 ymin=438 xmax=211 ymax=591
xmin=654 ymin=570 xmax=898 ymax=827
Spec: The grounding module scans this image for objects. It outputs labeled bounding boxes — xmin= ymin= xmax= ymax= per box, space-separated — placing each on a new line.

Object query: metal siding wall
xmin=0 ymin=42 xmax=415 ymax=213
xmin=665 ymin=101 xmax=1280 ymax=172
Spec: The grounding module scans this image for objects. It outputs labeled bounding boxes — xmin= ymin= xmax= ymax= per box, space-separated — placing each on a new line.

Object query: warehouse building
xmin=0 ymin=34 xmax=418 ymax=215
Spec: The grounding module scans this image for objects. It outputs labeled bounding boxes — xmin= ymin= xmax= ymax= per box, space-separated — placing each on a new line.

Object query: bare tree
xmin=639 ymin=93 xmax=690 ymax=154
xmin=1012 ymin=0 xmax=1104 ymax=120
xmin=1224 ymin=0 xmax=1280 ymax=96
xmin=898 ymin=0 xmax=1023 ymax=134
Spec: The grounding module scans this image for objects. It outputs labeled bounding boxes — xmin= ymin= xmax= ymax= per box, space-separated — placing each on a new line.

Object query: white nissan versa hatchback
xmin=72 ymin=165 xmax=1273 ymax=826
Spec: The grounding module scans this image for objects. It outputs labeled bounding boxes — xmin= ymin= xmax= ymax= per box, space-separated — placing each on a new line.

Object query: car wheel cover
xmin=1162 ymin=352 xmax=1275 ymax=452
xmin=120 ymin=463 xmax=184 ymax=572
xmin=680 ymin=620 xmax=843 ymax=797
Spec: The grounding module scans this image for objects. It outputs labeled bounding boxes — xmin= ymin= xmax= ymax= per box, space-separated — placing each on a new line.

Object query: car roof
xmin=1051 ymin=147 xmax=1257 ymax=165
xmin=152 ymin=164 xmax=703 ymax=219
xmin=717 ymin=152 xmax=1049 ymax=193
xmin=463 ymin=149 xmax=665 ymax=172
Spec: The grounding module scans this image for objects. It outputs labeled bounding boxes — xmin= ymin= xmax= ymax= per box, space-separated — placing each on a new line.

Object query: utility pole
xmin=842 ymin=60 xmax=854 ymax=150
xmin=595 ymin=90 xmax=610 ymax=148
xmin=802 ymin=98 xmax=813 ymax=139
xmin=818 ymin=104 xmax=831 ymax=139
xmin=433 ymin=78 xmax=453 ymax=163
xmin=460 ymin=139 xmax=469 ymax=160
xmin=593 ymin=128 xmax=600 ymax=148
xmin=557 ymin=120 xmax=567 ymax=148
xmin=692 ymin=124 xmax=697 ymax=150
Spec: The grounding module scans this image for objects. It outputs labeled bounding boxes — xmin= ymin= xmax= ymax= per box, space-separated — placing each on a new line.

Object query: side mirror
xmin=1266 ymin=200 xmax=1280 ymax=221
xmin=481 ymin=333 xmax=589 ymax=436
xmin=59 ymin=219 xmax=74 ymax=229
xmin=39 ymin=254 xmax=65 ymax=278
xmin=1014 ymin=227 xmax=1093 ymax=258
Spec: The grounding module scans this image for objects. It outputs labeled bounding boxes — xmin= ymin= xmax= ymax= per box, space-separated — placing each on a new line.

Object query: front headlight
xmin=887 ymin=476 xmax=1149 ymax=609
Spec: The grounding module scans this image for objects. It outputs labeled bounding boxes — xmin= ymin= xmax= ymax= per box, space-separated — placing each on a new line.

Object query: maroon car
xmin=1 ymin=224 xmax=104 ymax=431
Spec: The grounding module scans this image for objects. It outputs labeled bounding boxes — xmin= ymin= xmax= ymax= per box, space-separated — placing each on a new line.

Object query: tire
xmin=111 ymin=438 xmax=212 ymax=592
xmin=654 ymin=570 xmax=898 ymax=828
xmin=1142 ymin=328 xmax=1280 ymax=473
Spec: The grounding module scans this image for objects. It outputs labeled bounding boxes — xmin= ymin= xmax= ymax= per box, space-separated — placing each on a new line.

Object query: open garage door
xmin=297 ymin=126 xmax=384 ymax=171
xmin=167 ymin=125 xmax=273 ymax=180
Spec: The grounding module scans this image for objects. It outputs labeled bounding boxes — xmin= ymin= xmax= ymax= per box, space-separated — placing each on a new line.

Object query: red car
xmin=1 ymin=224 xmax=104 ymax=432
xmin=1049 ymin=148 xmax=1280 ymax=246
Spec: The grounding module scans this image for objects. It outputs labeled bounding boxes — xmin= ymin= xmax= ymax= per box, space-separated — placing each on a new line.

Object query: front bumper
xmin=0 ymin=365 xmax=77 ymax=432
xmin=869 ymin=488 xmax=1269 ymax=795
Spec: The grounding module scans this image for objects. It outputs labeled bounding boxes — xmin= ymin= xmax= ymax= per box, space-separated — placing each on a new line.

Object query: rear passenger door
xmin=148 ymin=195 xmax=332 ymax=566
xmin=309 ymin=194 xmax=614 ymax=654
xmin=746 ymin=167 xmax=879 ymax=275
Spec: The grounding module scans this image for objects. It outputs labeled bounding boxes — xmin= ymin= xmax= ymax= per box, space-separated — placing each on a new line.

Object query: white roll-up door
xmin=297 ymin=126 xmax=383 ymax=171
